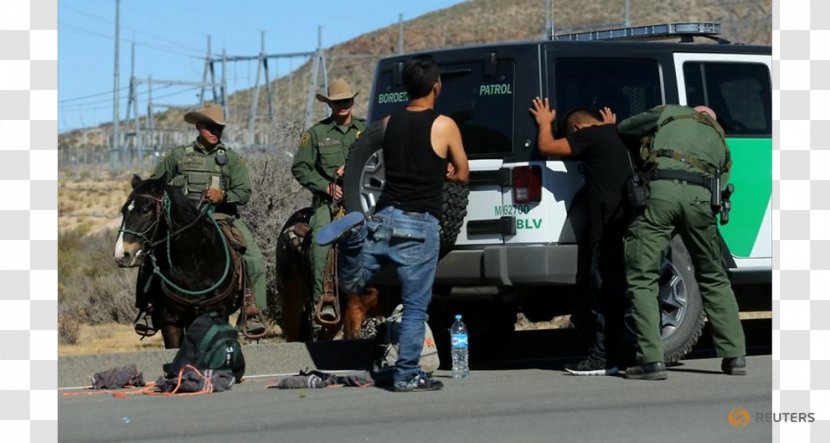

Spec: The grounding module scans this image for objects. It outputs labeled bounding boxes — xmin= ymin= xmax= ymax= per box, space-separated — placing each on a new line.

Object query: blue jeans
xmin=338 ymin=206 xmax=440 ymax=383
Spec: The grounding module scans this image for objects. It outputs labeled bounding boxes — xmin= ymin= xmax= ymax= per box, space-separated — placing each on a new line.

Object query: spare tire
xmin=343 ymin=121 xmax=469 ymax=258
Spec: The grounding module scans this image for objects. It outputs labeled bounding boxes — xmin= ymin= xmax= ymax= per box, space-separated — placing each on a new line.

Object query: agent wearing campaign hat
xmin=291 ymin=78 xmax=366 ymax=327
xmin=133 ymin=103 xmax=268 ymax=337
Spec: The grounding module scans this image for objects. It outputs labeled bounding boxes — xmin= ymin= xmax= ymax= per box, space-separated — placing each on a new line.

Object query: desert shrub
xmin=58 ymin=307 xmax=81 ymax=345
xmin=59 ymin=228 xmax=137 ymax=326
xmin=239 ymin=118 xmax=314 ymax=325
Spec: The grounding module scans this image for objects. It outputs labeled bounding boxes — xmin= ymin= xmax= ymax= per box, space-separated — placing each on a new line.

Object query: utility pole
xmin=111 ymin=0 xmax=121 ymax=169
xmin=625 ymin=0 xmax=631 ymax=27
xmin=199 ymin=35 xmax=217 ymax=104
xmin=304 ymin=26 xmax=328 ymax=129
xmin=128 ymin=42 xmax=140 ymax=166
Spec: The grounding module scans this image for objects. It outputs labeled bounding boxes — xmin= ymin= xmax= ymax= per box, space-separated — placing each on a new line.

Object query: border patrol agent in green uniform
xmin=291 ymin=79 xmax=366 ymax=323
xmin=135 ymin=103 xmax=267 ymax=336
xmin=618 ymin=105 xmax=746 ymax=380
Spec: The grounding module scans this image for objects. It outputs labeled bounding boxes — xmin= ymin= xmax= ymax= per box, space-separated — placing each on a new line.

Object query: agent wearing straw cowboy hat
xmin=134 ymin=103 xmax=267 ymax=337
xmin=291 ymin=78 xmax=366 ymax=327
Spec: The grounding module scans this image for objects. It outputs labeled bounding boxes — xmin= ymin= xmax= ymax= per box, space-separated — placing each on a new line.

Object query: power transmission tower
xmin=199 ymin=35 xmax=219 ymax=105
xmin=111 ymin=0 xmax=121 ymax=170
xmin=304 ymin=26 xmax=329 ymax=129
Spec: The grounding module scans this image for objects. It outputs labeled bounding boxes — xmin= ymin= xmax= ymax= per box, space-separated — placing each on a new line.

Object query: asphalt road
xmin=59 ymin=319 xmax=772 ymax=443
xmin=59 ymin=356 xmax=771 ymax=443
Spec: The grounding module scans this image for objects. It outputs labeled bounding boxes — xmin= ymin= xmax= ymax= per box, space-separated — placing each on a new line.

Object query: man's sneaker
xmin=316 ymin=211 xmax=365 ymax=246
xmin=623 ymin=362 xmax=668 ymax=380
xmin=392 ymin=372 xmax=444 ymax=393
xmin=564 ymin=358 xmax=619 ymax=376
xmin=722 ymin=356 xmax=747 ymax=376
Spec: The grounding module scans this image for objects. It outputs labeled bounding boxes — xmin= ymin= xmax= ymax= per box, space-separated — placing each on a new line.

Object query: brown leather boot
xmin=243 ymin=292 xmax=266 ymax=336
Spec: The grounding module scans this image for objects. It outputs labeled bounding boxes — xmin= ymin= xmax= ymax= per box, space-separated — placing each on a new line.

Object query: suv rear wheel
xmin=659 ymin=236 xmax=705 ymax=364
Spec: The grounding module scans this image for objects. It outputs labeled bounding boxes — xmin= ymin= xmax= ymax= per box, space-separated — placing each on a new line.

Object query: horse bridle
xmin=118 ymin=192 xmax=167 ymax=257
xmin=120 ymin=190 xmax=234 ymax=299
xmin=119 ymin=191 xmax=213 ymax=253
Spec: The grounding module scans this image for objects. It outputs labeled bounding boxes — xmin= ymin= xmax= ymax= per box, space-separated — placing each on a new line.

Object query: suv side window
xmin=554 ymin=58 xmax=663 ymax=134
xmin=372 ymin=61 xmax=515 ymax=158
xmin=683 ymin=62 xmax=771 ymax=136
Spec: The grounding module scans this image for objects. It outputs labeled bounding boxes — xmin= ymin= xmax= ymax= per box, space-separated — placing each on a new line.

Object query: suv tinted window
xmin=683 ymin=62 xmax=771 ymax=136
xmin=372 ymin=61 xmax=515 ymax=158
xmin=554 ymin=58 xmax=663 ymax=134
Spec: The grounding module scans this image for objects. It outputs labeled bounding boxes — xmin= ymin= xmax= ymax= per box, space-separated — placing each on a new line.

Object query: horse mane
xmin=131 ymin=176 xmax=200 ymax=223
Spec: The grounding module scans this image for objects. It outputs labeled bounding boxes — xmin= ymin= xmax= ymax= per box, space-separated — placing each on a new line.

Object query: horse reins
xmin=120 ymin=191 xmax=235 ymax=301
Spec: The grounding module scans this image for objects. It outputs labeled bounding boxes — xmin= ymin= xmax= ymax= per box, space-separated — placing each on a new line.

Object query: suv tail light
xmin=512 ymin=165 xmax=542 ymax=203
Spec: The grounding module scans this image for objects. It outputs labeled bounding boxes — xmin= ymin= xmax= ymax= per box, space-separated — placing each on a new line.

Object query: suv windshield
xmin=371 ymin=60 xmax=516 ymax=158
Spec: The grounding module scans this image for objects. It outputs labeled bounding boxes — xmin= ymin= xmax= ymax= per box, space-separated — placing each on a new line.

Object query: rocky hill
xmin=58 ymin=0 xmax=771 ymax=156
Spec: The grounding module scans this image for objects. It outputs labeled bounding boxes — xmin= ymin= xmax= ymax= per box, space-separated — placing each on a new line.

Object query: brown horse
xmin=276 ymin=207 xmax=381 ymax=341
xmin=114 ymin=175 xmax=247 ymax=348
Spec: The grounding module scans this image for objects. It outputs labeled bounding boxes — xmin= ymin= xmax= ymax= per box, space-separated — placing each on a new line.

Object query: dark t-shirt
xmin=566 ymin=124 xmax=632 ymax=208
xmin=376 ymin=108 xmax=446 ymax=218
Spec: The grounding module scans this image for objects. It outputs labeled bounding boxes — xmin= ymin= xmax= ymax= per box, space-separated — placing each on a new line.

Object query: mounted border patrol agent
xmin=291 ymin=79 xmax=366 ymax=328
xmin=134 ymin=103 xmax=267 ymax=338
xmin=618 ymin=104 xmax=745 ymax=380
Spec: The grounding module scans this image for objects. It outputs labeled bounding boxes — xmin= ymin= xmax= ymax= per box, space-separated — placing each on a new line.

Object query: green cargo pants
xmin=308 ymin=203 xmax=334 ymax=305
xmin=232 ymin=218 xmax=266 ymax=311
xmin=624 ymin=180 xmax=745 ymax=364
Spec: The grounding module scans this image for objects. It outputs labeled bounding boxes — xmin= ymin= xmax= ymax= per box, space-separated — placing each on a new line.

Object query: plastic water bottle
xmin=450 ymin=314 xmax=469 ymax=379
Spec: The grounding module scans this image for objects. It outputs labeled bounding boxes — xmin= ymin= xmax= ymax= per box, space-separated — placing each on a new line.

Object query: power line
xmin=62 ymin=3 xmax=206 ymax=55
xmin=60 ymin=85 xmax=130 ymax=103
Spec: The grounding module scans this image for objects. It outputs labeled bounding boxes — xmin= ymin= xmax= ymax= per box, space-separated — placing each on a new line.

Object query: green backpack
xmin=164 ymin=312 xmax=246 ymax=382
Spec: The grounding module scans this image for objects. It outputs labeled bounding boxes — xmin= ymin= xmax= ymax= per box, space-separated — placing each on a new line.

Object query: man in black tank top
xmin=317 ymin=55 xmax=469 ymax=392
xmin=530 ymin=100 xmax=632 ymax=376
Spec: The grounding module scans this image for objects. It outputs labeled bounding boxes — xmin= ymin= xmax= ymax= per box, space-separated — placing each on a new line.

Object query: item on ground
xmin=91 ymin=364 xmax=146 ymax=389
xmin=163 ymin=312 xmax=246 ymax=382
xmin=451 ymin=314 xmax=470 ymax=379
xmin=270 ymin=369 xmax=373 ymax=389
xmin=371 ymin=304 xmax=440 ymax=386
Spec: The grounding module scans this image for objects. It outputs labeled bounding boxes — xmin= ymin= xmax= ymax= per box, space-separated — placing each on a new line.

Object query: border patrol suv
xmin=344 ymin=23 xmax=771 ymax=362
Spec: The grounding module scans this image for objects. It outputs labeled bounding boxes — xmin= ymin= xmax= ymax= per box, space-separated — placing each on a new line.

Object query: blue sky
xmin=58 ymin=0 xmax=467 ymax=133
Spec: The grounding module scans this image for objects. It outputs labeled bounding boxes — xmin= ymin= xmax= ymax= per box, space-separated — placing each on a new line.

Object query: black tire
xmin=660 ymin=235 xmax=705 ymax=364
xmin=343 ymin=121 xmax=469 ymax=258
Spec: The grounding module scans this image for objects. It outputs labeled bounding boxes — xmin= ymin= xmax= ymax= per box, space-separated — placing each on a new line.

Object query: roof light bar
xmin=554 ymin=22 xmax=722 ymax=42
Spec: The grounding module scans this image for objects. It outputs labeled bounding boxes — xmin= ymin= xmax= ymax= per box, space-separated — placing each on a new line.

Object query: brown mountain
xmin=58 ymin=0 xmax=771 ymax=158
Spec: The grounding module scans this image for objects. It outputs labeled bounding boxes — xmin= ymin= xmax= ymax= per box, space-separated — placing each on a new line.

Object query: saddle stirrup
xmin=314 ymin=246 xmax=342 ymax=326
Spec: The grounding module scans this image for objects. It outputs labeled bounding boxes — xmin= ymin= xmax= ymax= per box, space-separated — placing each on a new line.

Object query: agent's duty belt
xmin=650 ymin=169 xmax=710 ymax=189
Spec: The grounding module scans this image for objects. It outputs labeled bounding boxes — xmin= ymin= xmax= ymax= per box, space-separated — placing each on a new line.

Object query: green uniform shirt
xmin=151 ymin=139 xmax=252 ymax=209
xmin=291 ymin=116 xmax=366 ymax=196
xmin=618 ymin=105 xmax=730 ymax=182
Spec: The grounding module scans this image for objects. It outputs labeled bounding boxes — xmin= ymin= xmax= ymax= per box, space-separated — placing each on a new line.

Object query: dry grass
xmin=59 ymin=319 xmax=286 ymax=356
xmin=58 ymin=171 xmax=136 ymax=235
xmin=59 ymin=323 xmax=166 ymax=356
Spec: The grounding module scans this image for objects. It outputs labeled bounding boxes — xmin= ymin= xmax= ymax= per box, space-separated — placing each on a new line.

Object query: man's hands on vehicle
xmin=529 ymin=97 xmax=556 ymax=127
xmin=600 ymin=107 xmax=617 ymax=124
